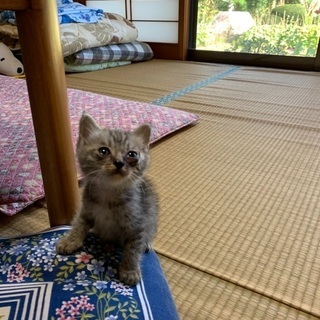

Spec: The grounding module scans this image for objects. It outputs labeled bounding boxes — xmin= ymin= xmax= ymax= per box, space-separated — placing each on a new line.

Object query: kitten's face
xmin=77 ymin=113 xmax=151 ymax=186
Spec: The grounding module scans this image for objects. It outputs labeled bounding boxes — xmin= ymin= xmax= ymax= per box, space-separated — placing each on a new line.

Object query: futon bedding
xmin=0 ymin=12 xmax=138 ymax=58
xmin=65 ymin=41 xmax=154 ymax=66
xmin=0 ymin=1 xmax=153 ymax=71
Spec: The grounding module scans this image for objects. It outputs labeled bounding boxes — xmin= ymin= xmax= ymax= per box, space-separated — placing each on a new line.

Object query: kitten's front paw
xmin=119 ymin=268 xmax=141 ymax=286
xmin=56 ymin=236 xmax=83 ymax=255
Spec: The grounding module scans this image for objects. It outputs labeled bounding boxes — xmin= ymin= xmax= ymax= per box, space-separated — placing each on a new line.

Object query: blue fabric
xmin=58 ymin=3 xmax=104 ymax=24
xmin=0 ymin=3 xmax=103 ymax=25
xmin=0 ymin=227 xmax=179 ymax=320
xmin=0 ymin=11 xmax=15 ymax=25
xmin=57 ymin=0 xmax=74 ymax=4
xmin=141 ymin=254 xmax=180 ymax=320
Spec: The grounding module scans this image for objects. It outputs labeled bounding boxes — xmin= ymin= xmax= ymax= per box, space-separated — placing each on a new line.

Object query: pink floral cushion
xmin=0 ymin=75 xmax=199 ymax=215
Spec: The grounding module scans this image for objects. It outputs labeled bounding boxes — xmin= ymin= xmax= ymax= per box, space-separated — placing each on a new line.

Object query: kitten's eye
xmin=98 ymin=147 xmax=110 ymax=156
xmin=127 ymin=151 xmax=138 ymax=158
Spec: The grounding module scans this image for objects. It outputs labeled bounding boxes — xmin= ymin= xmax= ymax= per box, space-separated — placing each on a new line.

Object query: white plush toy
xmin=0 ymin=42 xmax=24 ymax=76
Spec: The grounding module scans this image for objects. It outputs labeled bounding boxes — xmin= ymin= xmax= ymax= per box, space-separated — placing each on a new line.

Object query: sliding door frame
xmin=187 ymin=0 xmax=320 ymax=71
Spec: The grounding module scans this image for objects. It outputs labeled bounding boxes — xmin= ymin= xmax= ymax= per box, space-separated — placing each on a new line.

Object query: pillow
xmin=0 ymin=226 xmax=180 ymax=319
xmin=0 ymin=75 xmax=199 ymax=215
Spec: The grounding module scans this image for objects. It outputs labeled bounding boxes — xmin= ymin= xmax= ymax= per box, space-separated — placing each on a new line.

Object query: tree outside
xmin=196 ymin=0 xmax=320 ymax=57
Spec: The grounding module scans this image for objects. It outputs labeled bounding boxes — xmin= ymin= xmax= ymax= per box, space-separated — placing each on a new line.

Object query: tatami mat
xmin=150 ymin=116 xmax=320 ymax=317
xmin=2 ymin=60 xmax=320 ymax=319
xmin=0 ymin=201 xmax=49 ymax=236
xmin=159 ymin=255 xmax=319 ymax=320
xmin=148 ymin=64 xmax=320 ymax=317
xmin=66 ymin=60 xmax=231 ymax=103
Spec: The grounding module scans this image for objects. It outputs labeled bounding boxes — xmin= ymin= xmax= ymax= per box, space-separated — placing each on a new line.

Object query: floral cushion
xmin=0 ymin=75 xmax=199 ymax=215
xmin=0 ymin=226 xmax=179 ymax=320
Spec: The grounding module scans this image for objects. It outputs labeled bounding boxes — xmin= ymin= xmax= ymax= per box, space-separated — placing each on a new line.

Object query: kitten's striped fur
xmin=56 ymin=112 xmax=159 ymax=285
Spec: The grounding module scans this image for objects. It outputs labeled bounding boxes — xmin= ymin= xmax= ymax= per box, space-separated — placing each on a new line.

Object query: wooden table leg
xmin=15 ymin=1 xmax=80 ymax=226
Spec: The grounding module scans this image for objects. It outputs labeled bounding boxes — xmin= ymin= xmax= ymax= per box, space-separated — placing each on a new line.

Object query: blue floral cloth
xmin=0 ymin=11 xmax=15 ymax=25
xmin=0 ymin=227 xmax=179 ymax=320
xmin=0 ymin=2 xmax=103 ymax=25
xmin=57 ymin=0 xmax=74 ymax=4
xmin=58 ymin=3 xmax=104 ymax=24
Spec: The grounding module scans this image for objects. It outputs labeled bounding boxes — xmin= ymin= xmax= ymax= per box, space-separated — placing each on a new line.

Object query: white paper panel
xmin=135 ymin=22 xmax=178 ymax=43
xmin=132 ymin=0 xmax=178 ymax=20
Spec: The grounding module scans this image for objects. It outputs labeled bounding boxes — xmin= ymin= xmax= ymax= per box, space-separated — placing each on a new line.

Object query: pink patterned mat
xmin=0 ymin=75 xmax=199 ymax=215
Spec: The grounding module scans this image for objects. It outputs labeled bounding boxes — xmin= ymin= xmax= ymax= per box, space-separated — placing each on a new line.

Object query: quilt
xmin=0 ymin=226 xmax=179 ymax=320
xmin=0 ymin=12 xmax=138 ymax=57
xmin=0 ymin=2 xmax=104 ymax=25
xmin=65 ymin=41 xmax=154 ymax=66
xmin=59 ymin=12 xmax=138 ymax=57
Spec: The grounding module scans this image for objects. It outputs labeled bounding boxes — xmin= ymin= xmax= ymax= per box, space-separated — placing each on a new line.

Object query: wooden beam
xmin=0 ymin=0 xmax=29 ymax=10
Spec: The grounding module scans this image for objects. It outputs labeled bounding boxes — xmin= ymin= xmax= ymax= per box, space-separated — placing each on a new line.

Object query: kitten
xmin=56 ymin=112 xmax=158 ymax=285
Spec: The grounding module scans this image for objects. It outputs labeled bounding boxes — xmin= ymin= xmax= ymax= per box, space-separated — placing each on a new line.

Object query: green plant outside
xmin=197 ymin=0 xmax=320 ymax=57
xmin=271 ymin=4 xmax=307 ymax=24
xmin=230 ymin=24 xmax=319 ymax=56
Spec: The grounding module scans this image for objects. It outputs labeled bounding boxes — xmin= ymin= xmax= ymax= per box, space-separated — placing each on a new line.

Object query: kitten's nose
xmin=114 ymin=160 xmax=124 ymax=170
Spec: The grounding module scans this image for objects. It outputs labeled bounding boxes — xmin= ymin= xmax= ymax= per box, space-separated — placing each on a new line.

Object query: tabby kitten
xmin=56 ymin=112 xmax=158 ymax=285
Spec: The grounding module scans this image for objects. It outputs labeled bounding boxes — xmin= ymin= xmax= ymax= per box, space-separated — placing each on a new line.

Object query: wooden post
xmin=15 ymin=0 xmax=80 ymax=226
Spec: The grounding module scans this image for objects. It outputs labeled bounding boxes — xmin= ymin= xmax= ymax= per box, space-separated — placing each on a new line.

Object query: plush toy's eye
xmin=127 ymin=151 xmax=138 ymax=158
xmin=98 ymin=147 xmax=110 ymax=156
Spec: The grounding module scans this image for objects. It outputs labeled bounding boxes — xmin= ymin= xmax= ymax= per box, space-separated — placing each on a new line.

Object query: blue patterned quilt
xmin=0 ymin=227 xmax=179 ymax=320
xmin=0 ymin=1 xmax=103 ymax=25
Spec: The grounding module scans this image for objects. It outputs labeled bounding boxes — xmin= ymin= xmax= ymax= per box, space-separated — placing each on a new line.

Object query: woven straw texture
xmin=1 ymin=60 xmax=320 ymax=319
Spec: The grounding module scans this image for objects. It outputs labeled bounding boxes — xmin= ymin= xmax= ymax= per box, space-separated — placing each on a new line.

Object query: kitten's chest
xmin=90 ymin=197 xmax=129 ymax=243
xmin=83 ymin=183 xmax=138 ymax=241
xmin=92 ymin=199 xmax=123 ymax=224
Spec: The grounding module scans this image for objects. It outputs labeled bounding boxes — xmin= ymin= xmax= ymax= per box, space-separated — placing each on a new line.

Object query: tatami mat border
xmin=151 ymin=66 xmax=240 ymax=106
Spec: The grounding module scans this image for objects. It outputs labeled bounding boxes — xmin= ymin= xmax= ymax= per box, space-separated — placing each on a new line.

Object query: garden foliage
xmin=197 ymin=0 xmax=320 ymax=56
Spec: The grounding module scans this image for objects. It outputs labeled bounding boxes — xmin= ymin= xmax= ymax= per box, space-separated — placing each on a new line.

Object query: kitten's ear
xmin=133 ymin=123 xmax=151 ymax=146
xmin=79 ymin=112 xmax=100 ymax=139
